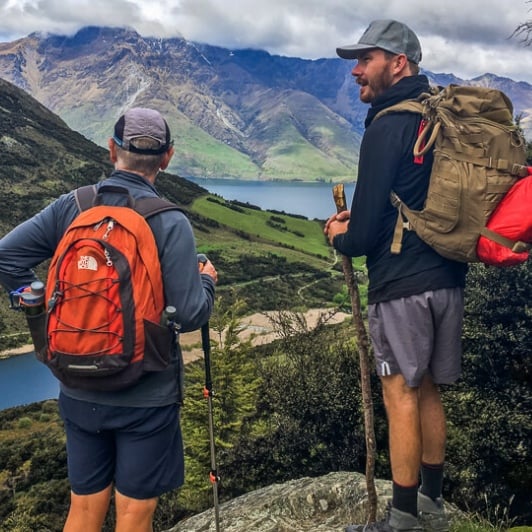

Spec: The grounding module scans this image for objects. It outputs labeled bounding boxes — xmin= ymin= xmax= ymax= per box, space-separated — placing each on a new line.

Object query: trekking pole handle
xmin=198 ymin=253 xmax=214 ymax=390
xmin=198 ymin=253 xmax=208 ymax=268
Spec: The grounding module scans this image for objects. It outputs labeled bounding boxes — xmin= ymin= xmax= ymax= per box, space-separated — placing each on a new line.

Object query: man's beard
xmin=359 ymin=65 xmax=395 ymax=103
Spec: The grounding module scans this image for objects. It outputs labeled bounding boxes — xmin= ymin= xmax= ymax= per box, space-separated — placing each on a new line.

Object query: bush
xmin=445 ymin=261 xmax=532 ymax=525
xmin=221 ymin=314 xmax=373 ymax=495
xmin=17 ymin=418 xmax=32 ymax=430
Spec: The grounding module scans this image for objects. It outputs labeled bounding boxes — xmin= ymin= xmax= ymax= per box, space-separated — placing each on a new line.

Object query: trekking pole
xmin=332 ymin=185 xmax=377 ymax=523
xmin=198 ymin=254 xmax=221 ymax=532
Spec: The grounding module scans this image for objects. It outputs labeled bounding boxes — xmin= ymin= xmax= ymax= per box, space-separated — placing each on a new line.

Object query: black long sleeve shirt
xmin=334 ymin=75 xmax=466 ymax=304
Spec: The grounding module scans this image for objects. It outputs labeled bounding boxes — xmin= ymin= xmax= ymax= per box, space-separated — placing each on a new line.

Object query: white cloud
xmin=0 ymin=0 xmax=530 ymax=82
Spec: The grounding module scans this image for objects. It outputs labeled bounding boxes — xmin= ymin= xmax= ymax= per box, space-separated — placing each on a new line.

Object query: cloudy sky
xmin=1 ymin=0 xmax=531 ymax=83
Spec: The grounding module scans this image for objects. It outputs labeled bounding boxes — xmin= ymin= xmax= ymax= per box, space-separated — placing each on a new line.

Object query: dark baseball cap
xmin=336 ymin=19 xmax=422 ymax=64
xmin=113 ymin=107 xmax=172 ymax=155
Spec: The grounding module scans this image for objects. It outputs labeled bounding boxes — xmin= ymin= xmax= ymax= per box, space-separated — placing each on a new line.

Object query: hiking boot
xmin=345 ymin=506 xmax=423 ymax=532
xmin=417 ymin=492 xmax=449 ymax=532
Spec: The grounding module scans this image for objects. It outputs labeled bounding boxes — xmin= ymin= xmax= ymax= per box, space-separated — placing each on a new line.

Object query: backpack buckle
xmin=512 ymin=241 xmax=531 ymax=253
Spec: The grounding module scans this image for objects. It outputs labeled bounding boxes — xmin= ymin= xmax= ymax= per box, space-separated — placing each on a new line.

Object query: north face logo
xmin=78 ymin=255 xmax=99 ymax=271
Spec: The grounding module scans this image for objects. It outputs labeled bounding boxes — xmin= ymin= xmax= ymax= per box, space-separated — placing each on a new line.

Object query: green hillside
xmin=1 ymin=260 xmax=531 ymax=531
xmin=192 ymin=196 xmax=327 ymax=256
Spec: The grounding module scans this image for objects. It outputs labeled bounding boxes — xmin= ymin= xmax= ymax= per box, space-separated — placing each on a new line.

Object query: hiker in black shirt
xmin=325 ymin=20 xmax=466 ymax=532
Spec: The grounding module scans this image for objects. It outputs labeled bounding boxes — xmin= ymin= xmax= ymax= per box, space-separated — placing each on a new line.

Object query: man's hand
xmin=198 ymin=255 xmax=218 ymax=284
xmin=324 ymin=210 xmax=350 ymax=245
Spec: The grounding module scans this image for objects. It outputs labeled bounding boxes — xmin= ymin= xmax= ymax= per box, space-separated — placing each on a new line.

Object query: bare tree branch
xmin=512 ymin=1 xmax=532 ymax=45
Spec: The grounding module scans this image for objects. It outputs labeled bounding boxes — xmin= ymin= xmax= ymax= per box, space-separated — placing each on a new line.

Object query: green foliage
xmin=445 ymin=261 xmax=532 ymax=525
xmin=0 ymin=263 xmax=530 ymax=529
xmin=333 ymin=280 xmax=368 ymax=314
xmin=16 ymin=418 xmax=32 ymax=430
xmin=1 ymin=479 xmax=71 ymax=532
xmin=450 ymin=491 xmax=523 ymax=531
xmin=194 ymin=248 xmax=344 ymax=312
xmin=179 ymin=297 xmax=262 ymax=511
xmin=216 ymin=272 xmax=341 ymax=312
xmin=0 ymin=402 xmax=68 ymax=530
xmin=219 ymin=312 xmax=378 ymax=496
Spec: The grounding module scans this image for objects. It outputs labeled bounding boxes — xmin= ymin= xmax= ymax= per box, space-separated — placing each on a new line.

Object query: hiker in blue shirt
xmin=325 ymin=20 xmax=467 ymax=532
xmin=0 ymin=108 xmax=218 ymax=531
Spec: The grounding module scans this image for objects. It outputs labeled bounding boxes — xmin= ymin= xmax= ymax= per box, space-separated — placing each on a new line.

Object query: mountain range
xmin=0 ymin=25 xmax=531 ymax=180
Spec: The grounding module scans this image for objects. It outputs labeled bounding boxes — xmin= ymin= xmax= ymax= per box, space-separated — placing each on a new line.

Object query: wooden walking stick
xmin=332 ymin=184 xmax=377 ymax=523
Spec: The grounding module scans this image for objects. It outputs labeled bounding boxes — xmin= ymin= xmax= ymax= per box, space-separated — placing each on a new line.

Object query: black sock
xmin=392 ymin=481 xmax=418 ymax=517
xmin=420 ymin=462 xmax=444 ymax=501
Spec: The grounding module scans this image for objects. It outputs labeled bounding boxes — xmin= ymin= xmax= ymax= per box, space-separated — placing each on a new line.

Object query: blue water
xmin=187 ymin=178 xmax=356 ymax=220
xmin=0 ymin=352 xmax=59 ymax=410
xmin=0 ymin=179 xmax=356 ymax=410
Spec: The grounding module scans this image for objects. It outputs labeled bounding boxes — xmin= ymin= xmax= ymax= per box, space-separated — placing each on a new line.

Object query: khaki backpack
xmin=375 ymin=84 xmax=529 ymax=263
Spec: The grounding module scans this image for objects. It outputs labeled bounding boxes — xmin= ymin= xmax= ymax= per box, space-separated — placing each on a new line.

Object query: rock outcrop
xmin=165 ymin=471 xmax=393 ymax=532
xmin=166 ymin=471 xmax=465 ymax=532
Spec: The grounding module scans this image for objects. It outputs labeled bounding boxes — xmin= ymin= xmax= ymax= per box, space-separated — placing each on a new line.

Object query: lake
xmin=0 ymin=352 xmax=59 ymax=410
xmin=187 ymin=178 xmax=355 ymax=220
xmin=0 ymin=179 xmax=356 ymax=410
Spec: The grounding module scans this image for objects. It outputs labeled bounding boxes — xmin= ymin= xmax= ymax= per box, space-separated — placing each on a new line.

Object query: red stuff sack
xmin=476 ymin=169 xmax=532 ymax=267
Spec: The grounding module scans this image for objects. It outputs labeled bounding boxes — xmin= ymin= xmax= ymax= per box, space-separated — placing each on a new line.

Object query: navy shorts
xmin=59 ymin=393 xmax=184 ymax=499
xmin=368 ymin=287 xmax=464 ymax=387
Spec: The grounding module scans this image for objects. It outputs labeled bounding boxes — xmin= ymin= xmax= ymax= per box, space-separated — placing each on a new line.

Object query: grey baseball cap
xmin=113 ymin=107 xmax=172 ymax=155
xmin=337 ymin=19 xmax=422 ymax=64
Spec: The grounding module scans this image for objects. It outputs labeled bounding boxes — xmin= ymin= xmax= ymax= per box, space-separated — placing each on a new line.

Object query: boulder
xmin=165 ymin=471 xmax=393 ymax=532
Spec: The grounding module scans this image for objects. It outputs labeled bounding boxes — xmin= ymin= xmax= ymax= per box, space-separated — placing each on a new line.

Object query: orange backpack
xmin=36 ymin=185 xmax=181 ymax=391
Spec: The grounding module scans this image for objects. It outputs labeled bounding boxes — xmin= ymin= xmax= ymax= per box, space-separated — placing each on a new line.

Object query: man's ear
xmin=160 ymin=146 xmax=175 ymax=171
xmin=393 ymin=54 xmax=409 ymax=74
xmin=108 ymin=138 xmax=118 ymax=163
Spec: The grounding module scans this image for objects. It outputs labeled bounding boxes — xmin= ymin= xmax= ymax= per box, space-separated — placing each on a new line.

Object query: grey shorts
xmin=368 ymin=287 xmax=464 ymax=387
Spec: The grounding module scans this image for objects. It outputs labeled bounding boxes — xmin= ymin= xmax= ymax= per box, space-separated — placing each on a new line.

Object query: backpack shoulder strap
xmin=74 ymin=185 xmax=98 ymax=212
xmin=372 ymin=95 xmax=437 ymax=256
xmin=374 ymin=99 xmax=424 ymax=122
xmin=134 ymin=196 xmax=184 ymax=219
xmin=73 ymin=185 xmax=183 ymax=219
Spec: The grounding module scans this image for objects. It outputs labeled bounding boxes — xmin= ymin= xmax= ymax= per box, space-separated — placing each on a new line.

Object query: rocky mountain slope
xmin=1 ymin=26 xmax=530 ymax=181
xmin=0 ymin=75 xmax=206 ymax=233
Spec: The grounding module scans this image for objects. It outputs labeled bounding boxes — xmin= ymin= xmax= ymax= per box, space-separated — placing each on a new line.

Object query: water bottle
xmin=161 ymin=305 xmax=177 ymax=326
xmin=20 ymin=281 xmax=46 ymax=316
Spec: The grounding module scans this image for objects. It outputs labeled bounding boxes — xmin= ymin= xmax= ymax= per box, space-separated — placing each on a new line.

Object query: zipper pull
xmin=102 ymin=219 xmax=115 ymax=240
xmin=104 ymin=249 xmax=113 ymax=267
